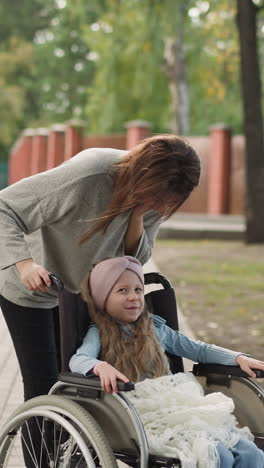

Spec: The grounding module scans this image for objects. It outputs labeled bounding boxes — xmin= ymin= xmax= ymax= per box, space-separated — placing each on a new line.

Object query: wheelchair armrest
xmin=58 ymin=372 xmax=135 ymax=392
xmin=192 ymin=363 xmax=264 ymax=379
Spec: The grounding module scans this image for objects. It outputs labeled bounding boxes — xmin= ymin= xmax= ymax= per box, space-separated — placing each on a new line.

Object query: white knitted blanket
xmin=127 ymin=373 xmax=253 ymax=468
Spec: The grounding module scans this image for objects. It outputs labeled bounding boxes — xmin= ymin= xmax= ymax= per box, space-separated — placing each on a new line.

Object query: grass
xmin=153 ymin=240 xmax=264 ymax=359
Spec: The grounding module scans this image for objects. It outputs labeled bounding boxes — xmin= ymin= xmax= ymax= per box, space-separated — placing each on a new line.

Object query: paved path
xmin=0 ymin=311 xmax=23 ymax=426
xmin=159 ymin=213 xmax=245 ymax=241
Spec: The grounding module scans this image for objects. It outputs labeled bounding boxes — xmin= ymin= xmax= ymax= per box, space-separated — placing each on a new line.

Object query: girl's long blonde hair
xmin=81 ymin=271 xmax=169 ymax=382
xmin=79 ymin=134 xmax=200 ymax=245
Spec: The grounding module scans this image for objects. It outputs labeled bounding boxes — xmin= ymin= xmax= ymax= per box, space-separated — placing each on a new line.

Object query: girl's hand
xmin=236 ymin=355 xmax=264 ymax=378
xmin=16 ymin=259 xmax=51 ymax=292
xmin=94 ymin=362 xmax=129 ymax=393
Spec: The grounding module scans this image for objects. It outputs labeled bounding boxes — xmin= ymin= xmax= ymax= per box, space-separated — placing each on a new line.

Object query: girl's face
xmin=105 ymin=270 xmax=144 ymax=323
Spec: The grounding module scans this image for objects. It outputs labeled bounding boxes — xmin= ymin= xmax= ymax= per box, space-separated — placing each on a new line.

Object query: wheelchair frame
xmin=0 ymin=272 xmax=263 ymax=468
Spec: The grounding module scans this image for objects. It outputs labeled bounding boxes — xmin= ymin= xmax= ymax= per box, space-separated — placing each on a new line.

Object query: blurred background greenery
xmin=1 ymin=0 xmax=263 ymax=159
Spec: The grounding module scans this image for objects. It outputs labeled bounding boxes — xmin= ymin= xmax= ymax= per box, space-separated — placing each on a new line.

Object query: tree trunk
xmin=175 ymin=2 xmax=189 ymax=136
xmin=163 ymin=3 xmax=189 ymax=135
xmin=164 ymin=38 xmax=179 ymax=134
xmin=236 ymin=0 xmax=264 ymax=243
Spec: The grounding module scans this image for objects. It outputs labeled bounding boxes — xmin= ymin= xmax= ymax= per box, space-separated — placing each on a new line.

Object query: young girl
xmin=69 ymin=256 xmax=264 ymax=468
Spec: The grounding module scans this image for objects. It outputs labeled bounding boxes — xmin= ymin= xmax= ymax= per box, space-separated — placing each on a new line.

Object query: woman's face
xmin=105 ymin=270 xmax=144 ymax=323
xmin=139 ymin=192 xmax=181 ymax=216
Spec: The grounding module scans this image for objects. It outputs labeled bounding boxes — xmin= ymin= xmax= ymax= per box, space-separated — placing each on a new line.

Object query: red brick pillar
xmin=125 ymin=120 xmax=151 ymax=150
xmin=46 ymin=124 xmax=65 ymax=169
xmin=8 ymin=129 xmax=34 ymax=185
xmin=64 ymin=120 xmax=83 ymax=160
xmin=207 ymin=124 xmax=232 ymax=214
xmin=31 ymin=128 xmax=48 ymax=175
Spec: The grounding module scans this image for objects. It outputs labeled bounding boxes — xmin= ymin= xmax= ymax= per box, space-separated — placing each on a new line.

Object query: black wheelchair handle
xmin=193 ymin=363 xmax=264 ymax=379
xmin=144 ymin=272 xmax=172 ymax=289
xmin=59 ymin=372 xmax=135 ymax=392
xmin=49 ymin=272 xmax=172 ymax=291
xmin=49 ymin=274 xmax=64 ymax=291
xmin=251 ymin=368 xmax=264 ymax=378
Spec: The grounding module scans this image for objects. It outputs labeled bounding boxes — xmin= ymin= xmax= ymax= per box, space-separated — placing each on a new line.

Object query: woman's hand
xmin=236 ymin=355 xmax=264 ymax=378
xmin=94 ymin=362 xmax=129 ymax=394
xmin=132 ymin=204 xmax=150 ymax=217
xmin=16 ymin=259 xmax=51 ymax=292
xmin=133 ymin=200 xmax=169 ymax=217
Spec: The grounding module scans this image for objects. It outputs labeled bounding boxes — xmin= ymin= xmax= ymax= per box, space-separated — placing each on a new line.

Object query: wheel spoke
xmin=54 ymin=423 xmax=63 ymax=466
xmin=0 ymin=396 xmax=118 ymax=467
xmin=35 ymin=417 xmax=53 ymax=466
xmin=39 ymin=417 xmax=45 ymax=467
xmin=22 ymin=423 xmax=38 ymax=468
xmin=4 ymin=434 xmax=24 ymax=466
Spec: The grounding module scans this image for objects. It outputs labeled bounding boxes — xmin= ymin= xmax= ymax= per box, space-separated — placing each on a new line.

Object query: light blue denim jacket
xmin=69 ymin=315 xmax=244 ymax=376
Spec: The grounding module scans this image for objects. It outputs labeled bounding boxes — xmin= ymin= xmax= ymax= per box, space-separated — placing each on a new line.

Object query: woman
xmin=0 ymin=134 xmax=200 ymax=405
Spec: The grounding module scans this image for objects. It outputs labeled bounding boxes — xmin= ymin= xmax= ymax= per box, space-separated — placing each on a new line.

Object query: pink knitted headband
xmin=89 ymin=256 xmax=144 ymax=311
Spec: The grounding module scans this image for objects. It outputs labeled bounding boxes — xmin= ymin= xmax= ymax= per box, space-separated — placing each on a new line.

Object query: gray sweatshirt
xmin=0 ymin=148 xmax=161 ymax=308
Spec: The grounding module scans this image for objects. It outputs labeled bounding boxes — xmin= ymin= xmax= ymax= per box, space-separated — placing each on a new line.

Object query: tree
xmin=81 ymin=0 xmax=171 ymax=134
xmin=30 ymin=1 xmax=95 ymax=126
xmin=0 ymin=0 xmax=101 ymax=153
xmin=0 ymin=0 xmax=54 ymax=156
xmin=80 ymin=0 xmax=244 ymax=135
xmin=0 ymin=38 xmax=33 ymax=147
xmin=187 ymin=0 xmax=243 ymax=134
xmin=236 ymin=0 xmax=264 ymax=242
xmin=162 ymin=1 xmax=192 ymax=135
xmin=1 ymin=0 xmax=256 ymax=154
xmin=0 ymin=0 xmax=54 ymax=43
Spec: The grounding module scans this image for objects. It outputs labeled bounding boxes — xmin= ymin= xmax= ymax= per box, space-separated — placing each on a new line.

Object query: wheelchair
xmin=0 ymin=272 xmax=263 ymax=467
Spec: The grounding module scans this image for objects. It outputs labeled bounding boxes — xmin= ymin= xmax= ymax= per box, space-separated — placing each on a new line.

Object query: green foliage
xmin=0 ymin=38 xmax=33 ymax=150
xmin=29 ymin=2 xmax=94 ymax=126
xmin=80 ymin=0 xmax=247 ymax=134
xmin=0 ymin=0 xmax=54 ymax=43
xmin=0 ymin=0 xmax=263 ymax=155
xmin=82 ymin=0 xmax=171 ymax=133
xmin=0 ymin=0 xmax=54 ymax=155
xmin=187 ymin=0 xmax=243 ymax=133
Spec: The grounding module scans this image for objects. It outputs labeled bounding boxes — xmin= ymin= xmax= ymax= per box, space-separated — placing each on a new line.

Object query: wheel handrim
xmin=0 ymin=409 xmax=96 ymax=468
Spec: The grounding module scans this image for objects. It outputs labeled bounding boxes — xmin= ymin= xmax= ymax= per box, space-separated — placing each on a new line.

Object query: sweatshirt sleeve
xmin=0 ymin=179 xmax=46 ymax=270
xmin=132 ymin=210 xmax=162 ymax=265
xmin=153 ymin=315 xmax=245 ymax=366
xmin=69 ymin=325 xmax=103 ymax=375
xmin=0 ymin=157 xmax=100 ymax=270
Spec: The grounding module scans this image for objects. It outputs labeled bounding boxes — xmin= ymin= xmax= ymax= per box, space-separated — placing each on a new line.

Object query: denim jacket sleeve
xmin=69 ymin=324 xmax=103 ymax=375
xmin=152 ymin=315 xmax=243 ymax=366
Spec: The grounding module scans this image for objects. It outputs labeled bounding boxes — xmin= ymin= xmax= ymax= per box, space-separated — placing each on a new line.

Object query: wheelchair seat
xmin=0 ymin=271 xmax=263 ymax=467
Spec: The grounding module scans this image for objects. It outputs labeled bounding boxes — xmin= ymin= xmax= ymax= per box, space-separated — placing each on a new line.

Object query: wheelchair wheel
xmin=0 ymin=395 xmax=118 ymax=468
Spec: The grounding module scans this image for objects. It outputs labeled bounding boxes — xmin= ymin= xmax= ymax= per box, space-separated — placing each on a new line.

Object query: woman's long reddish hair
xmin=79 ymin=134 xmax=200 ymax=245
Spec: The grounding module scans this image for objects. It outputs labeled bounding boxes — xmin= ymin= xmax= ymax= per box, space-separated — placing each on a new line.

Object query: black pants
xmin=0 ymin=294 xmax=60 ymax=467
